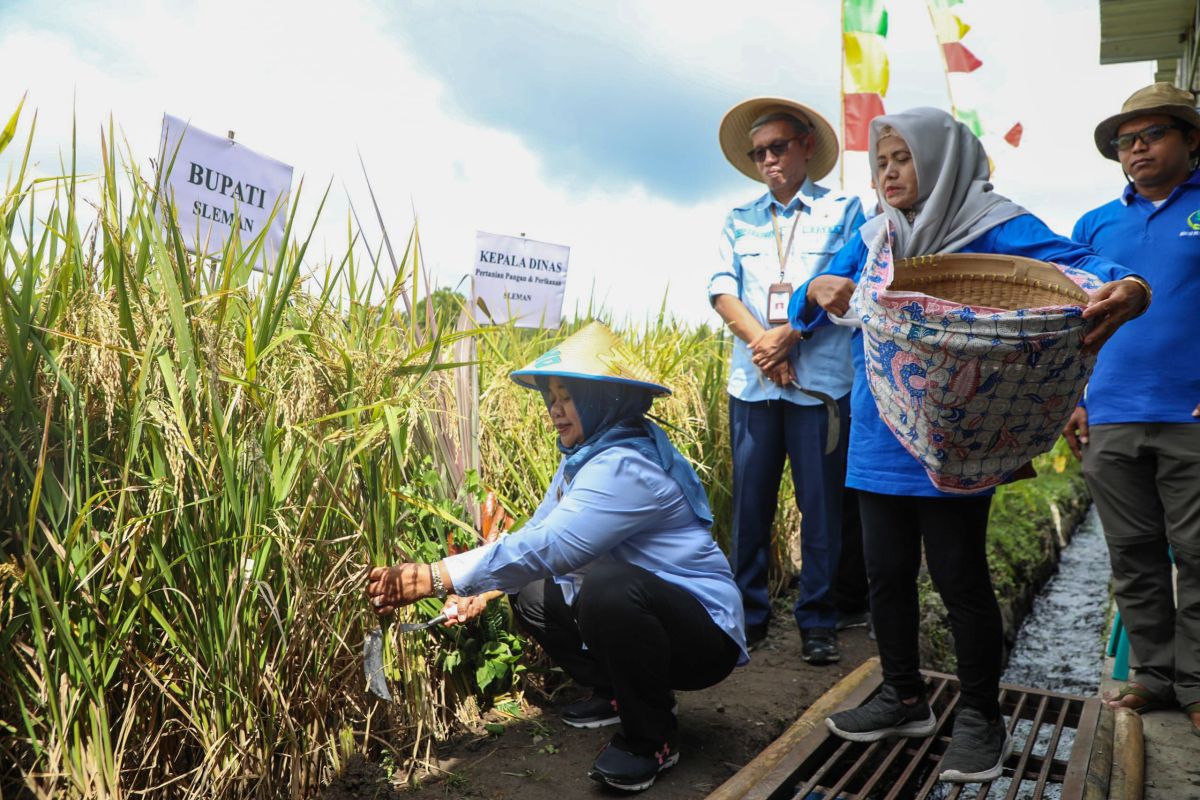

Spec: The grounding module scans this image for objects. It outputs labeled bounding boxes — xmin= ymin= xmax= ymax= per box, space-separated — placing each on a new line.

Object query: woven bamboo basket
xmin=854 ymin=237 xmax=1104 ymax=494
xmin=889 ymin=253 xmax=1090 ymax=310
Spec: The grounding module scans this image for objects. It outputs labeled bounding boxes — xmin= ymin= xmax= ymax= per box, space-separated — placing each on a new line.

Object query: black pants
xmin=512 ymin=562 xmax=740 ymax=755
xmin=834 ymin=487 xmax=869 ymax=615
xmin=858 ymin=490 xmax=1002 ymax=719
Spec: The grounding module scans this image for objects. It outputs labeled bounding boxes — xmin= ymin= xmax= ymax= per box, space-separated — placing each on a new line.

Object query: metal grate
xmin=730 ymin=666 xmax=1103 ymax=800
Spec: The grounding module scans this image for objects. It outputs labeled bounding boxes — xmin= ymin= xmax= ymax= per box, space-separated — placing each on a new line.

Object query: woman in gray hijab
xmin=788 ymin=107 xmax=1149 ymax=784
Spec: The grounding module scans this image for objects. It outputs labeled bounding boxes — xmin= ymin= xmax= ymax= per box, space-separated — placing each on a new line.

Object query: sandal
xmin=1102 ymin=683 xmax=1172 ymax=714
xmin=1184 ymin=702 xmax=1200 ymax=738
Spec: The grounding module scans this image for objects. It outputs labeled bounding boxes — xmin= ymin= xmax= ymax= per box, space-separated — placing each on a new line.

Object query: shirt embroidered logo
xmin=1187 ymin=209 xmax=1200 ymax=230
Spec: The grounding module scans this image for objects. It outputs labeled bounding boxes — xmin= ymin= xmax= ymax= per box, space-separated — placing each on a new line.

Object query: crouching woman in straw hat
xmin=789 ymin=107 xmax=1149 ymax=784
xmin=365 ymin=322 xmax=747 ymax=793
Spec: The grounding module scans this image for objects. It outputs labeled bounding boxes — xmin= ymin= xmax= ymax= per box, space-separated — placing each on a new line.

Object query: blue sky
xmin=385 ymin=2 xmax=747 ymax=200
xmin=0 ymin=0 xmax=1155 ymax=323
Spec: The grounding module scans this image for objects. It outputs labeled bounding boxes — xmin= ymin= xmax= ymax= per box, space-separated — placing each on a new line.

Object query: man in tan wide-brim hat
xmin=707 ymin=97 xmax=867 ymax=666
xmin=1067 ymin=81 xmax=1200 ymax=736
xmin=1092 ymin=81 xmax=1200 ymax=162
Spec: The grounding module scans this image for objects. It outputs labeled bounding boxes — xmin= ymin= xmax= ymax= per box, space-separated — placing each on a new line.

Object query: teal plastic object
xmin=1107 ymin=609 xmax=1130 ymax=681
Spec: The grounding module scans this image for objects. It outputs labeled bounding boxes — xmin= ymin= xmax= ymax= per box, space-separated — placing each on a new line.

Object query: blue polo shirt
xmin=790 ymin=214 xmax=1135 ymax=497
xmin=1072 ymin=171 xmax=1200 ymax=425
xmin=708 ymin=179 xmax=864 ymax=404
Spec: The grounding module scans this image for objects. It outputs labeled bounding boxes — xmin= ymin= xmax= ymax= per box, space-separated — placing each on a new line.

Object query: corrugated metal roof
xmin=1099 ymin=0 xmax=1195 ymax=64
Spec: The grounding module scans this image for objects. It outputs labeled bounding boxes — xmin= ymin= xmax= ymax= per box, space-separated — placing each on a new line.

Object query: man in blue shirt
xmin=709 ymin=97 xmax=865 ymax=663
xmin=1067 ymin=82 xmax=1200 ymax=735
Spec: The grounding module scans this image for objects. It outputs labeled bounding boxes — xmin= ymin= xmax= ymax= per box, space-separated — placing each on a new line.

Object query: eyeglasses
xmin=1110 ymin=123 xmax=1184 ymax=152
xmin=747 ymin=136 xmax=803 ymax=163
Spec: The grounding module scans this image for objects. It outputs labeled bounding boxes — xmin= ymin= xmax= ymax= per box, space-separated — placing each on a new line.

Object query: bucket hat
xmin=1094 ymin=82 xmax=1200 ymax=160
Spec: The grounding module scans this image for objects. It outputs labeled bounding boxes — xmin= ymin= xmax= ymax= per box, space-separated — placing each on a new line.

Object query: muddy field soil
xmin=322 ymin=615 xmax=877 ymax=800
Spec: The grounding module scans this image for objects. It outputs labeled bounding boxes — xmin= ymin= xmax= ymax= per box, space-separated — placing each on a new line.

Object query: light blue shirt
xmin=708 ymin=179 xmax=865 ymax=404
xmin=443 ymin=447 xmax=749 ymax=665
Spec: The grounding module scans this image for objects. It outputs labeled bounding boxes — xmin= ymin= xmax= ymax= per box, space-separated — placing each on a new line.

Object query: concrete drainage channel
xmin=708 ymin=509 xmax=1145 ymax=800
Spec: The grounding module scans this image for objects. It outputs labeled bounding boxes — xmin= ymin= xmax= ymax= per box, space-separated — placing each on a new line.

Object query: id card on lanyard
xmin=767 ymin=205 xmax=798 ymax=324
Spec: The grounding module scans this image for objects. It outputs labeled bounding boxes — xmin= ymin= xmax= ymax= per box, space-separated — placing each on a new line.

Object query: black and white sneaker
xmin=561 ymin=692 xmax=620 ymax=728
xmin=825 ymin=684 xmax=937 ymax=742
xmin=836 ymin=610 xmax=870 ymax=631
xmin=938 ymin=707 xmax=1012 ymax=783
xmin=588 ymin=735 xmax=679 ymax=792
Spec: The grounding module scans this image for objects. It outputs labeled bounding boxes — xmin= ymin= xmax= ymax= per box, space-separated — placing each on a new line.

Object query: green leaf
xmin=0 ymin=93 xmax=25 ymax=156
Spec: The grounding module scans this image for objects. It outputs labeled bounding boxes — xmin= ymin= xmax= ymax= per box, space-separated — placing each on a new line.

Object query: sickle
xmin=790 ymin=382 xmax=841 ymax=455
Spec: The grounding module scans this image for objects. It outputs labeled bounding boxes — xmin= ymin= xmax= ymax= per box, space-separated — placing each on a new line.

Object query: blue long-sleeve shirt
xmin=443 ymin=447 xmax=749 ymax=664
xmin=708 ymin=179 xmax=865 ymax=404
xmin=789 ymin=214 xmax=1135 ymax=497
xmin=1072 ymin=171 xmax=1200 ymax=425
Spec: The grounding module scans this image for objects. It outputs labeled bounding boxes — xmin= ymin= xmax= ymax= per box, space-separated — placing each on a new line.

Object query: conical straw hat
xmin=510 ymin=321 xmax=671 ymax=395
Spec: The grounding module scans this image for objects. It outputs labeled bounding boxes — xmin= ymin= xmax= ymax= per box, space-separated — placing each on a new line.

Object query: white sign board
xmin=472 ymin=231 xmax=570 ymax=328
xmin=158 ymin=114 xmax=294 ymax=265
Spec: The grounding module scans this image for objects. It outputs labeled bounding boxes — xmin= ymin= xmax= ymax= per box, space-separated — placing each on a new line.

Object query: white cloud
xmin=0 ymin=0 xmax=1157 ymax=327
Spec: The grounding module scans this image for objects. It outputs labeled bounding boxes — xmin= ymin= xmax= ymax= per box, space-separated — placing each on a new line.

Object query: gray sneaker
xmin=825 ymin=684 xmax=937 ymax=742
xmin=938 ymin=707 xmax=1012 ymax=783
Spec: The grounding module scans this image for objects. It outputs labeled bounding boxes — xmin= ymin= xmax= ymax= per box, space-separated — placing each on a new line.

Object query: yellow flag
xmin=931 ymin=9 xmax=970 ymax=43
xmin=843 ymin=32 xmax=890 ymax=96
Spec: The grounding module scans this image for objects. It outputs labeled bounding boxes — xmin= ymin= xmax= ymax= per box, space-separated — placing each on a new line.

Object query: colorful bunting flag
xmin=844 ymin=32 xmax=890 ymax=95
xmin=955 ymin=108 xmax=984 ymax=137
xmin=843 ymin=0 xmax=888 ymax=36
xmin=922 ymin=1 xmax=1023 ymax=168
xmin=844 ymin=93 xmax=887 ymax=151
xmin=842 ymin=0 xmax=890 ymax=153
xmin=942 ymin=41 xmax=983 ymax=73
xmin=930 ymin=9 xmax=970 ymax=42
xmin=1004 ymin=122 xmax=1023 ymax=148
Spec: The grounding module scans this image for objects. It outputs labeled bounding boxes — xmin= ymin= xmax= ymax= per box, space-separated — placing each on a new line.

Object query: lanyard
xmin=770 ymin=205 xmax=801 ymax=282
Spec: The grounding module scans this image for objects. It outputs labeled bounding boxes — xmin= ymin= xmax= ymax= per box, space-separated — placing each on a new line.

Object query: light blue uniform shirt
xmin=443 ymin=447 xmax=749 ymax=665
xmin=708 ymin=179 xmax=865 ymax=404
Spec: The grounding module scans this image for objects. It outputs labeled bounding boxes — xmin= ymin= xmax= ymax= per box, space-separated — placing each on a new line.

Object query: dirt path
xmin=325 ymin=617 xmax=877 ymax=799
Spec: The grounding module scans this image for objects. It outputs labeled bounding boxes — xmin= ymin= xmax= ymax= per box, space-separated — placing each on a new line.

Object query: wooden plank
xmin=716 ymin=665 xmax=1111 ymax=800
xmin=1109 ymin=709 xmax=1145 ymax=800
xmin=706 ymin=657 xmax=882 ymax=800
xmin=885 ymin=683 xmax=959 ymax=800
xmin=1032 ymin=697 xmax=1072 ymax=798
xmin=1005 ymin=695 xmax=1050 ymax=800
xmin=1073 ymin=699 xmax=1108 ymax=800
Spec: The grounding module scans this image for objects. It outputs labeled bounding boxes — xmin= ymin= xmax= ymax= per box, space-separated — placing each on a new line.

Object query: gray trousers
xmin=1083 ymin=422 xmax=1200 ymax=707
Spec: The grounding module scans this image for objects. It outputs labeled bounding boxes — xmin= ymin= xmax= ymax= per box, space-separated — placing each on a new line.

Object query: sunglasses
xmin=746 ymin=136 xmax=804 ymax=163
xmin=1110 ymin=123 xmax=1185 ymax=152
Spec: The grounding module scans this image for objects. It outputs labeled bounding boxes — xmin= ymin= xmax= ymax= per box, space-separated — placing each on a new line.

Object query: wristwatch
xmin=429 ymin=562 xmax=447 ymax=600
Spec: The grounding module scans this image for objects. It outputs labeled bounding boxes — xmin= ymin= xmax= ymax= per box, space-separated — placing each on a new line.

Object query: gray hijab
xmin=859 ymin=107 xmax=1027 ymax=258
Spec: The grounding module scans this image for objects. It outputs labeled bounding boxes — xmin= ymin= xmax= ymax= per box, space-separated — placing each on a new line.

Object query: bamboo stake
xmin=1109 ymin=708 xmax=1145 ymax=800
xmin=925 ymin=1 xmax=958 ymax=118
xmin=839 ymin=0 xmax=847 ymax=190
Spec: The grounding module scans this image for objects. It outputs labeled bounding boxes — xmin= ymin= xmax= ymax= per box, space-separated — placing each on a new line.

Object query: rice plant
xmin=0 ymin=103 xmax=494 ymax=797
xmin=0 ymin=103 xmax=768 ymax=798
